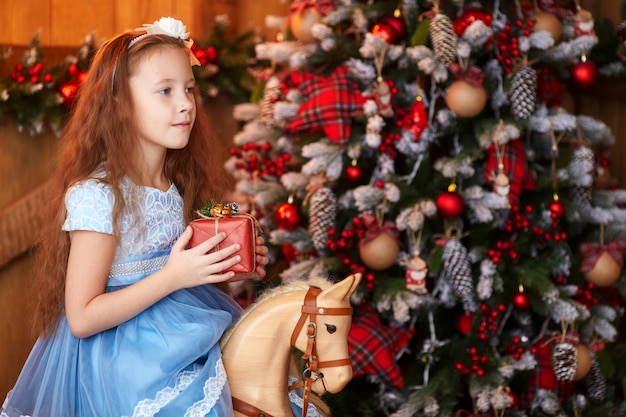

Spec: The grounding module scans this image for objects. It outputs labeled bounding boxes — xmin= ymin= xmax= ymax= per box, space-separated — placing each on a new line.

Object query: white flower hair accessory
xmin=129 ymin=16 xmax=200 ymax=65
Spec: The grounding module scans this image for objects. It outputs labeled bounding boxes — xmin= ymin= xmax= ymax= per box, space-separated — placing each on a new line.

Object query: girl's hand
xmin=222 ymin=234 xmax=270 ymax=282
xmin=162 ymin=226 xmax=243 ymax=290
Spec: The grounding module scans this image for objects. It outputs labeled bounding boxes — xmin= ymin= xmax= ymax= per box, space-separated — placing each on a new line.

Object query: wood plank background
xmin=0 ymin=0 xmax=289 ymax=46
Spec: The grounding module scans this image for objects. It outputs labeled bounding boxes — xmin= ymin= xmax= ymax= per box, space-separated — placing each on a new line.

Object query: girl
xmin=1 ymin=17 xmax=269 ymax=416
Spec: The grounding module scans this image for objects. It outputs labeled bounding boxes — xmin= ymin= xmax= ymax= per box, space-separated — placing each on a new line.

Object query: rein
xmin=232 ymin=286 xmax=353 ymax=417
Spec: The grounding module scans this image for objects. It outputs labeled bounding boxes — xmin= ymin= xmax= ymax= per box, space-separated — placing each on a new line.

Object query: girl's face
xmin=129 ymin=45 xmax=196 ymax=158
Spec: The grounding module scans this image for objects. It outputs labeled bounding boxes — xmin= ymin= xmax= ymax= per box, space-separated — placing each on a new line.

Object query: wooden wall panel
xmin=0 ymin=0 xmax=52 ymax=45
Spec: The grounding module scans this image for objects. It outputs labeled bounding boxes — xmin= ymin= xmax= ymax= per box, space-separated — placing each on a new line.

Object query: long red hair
xmin=33 ymin=30 xmax=229 ymax=336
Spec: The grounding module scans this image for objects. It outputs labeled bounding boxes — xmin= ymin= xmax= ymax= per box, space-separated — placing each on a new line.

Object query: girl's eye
xmin=159 ymin=88 xmax=171 ymax=95
xmin=185 ymin=86 xmax=194 ymax=94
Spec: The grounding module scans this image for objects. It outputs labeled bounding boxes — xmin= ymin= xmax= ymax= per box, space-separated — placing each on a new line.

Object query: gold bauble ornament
xmin=573 ymin=344 xmax=592 ymax=381
xmin=359 ymin=232 xmax=400 ymax=270
xmin=531 ymin=11 xmax=563 ymax=42
xmin=584 ymin=251 xmax=622 ymax=287
xmin=290 ymin=7 xmax=323 ymax=43
xmin=445 ymin=79 xmax=488 ymax=118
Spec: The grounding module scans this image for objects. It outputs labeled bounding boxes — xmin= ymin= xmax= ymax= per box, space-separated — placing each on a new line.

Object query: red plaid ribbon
xmin=449 ymin=63 xmax=484 ymax=86
xmin=483 ymin=138 xmax=527 ymax=205
xmin=536 ymin=67 xmax=564 ymax=108
xmin=290 ymin=0 xmax=336 ymax=15
xmin=282 ymin=66 xmax=366 ymax=145
xmin=521 ymin=338 xmax=574 ymax=408
xmin=348 ymin=304 xmax=413 ymax=387
xmin=580 ymin=240 xmax=626 ymax=272
xmin=360 ymin=212 xmax=400 ymax=243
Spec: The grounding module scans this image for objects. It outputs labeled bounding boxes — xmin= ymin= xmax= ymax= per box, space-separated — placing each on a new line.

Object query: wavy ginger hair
xmin=33 ymin=30 xmax=229 ymax=336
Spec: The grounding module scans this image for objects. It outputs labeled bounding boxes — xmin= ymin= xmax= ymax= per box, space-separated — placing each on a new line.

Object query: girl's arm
xmin=65 ymin=226 xmax=242 ymax=338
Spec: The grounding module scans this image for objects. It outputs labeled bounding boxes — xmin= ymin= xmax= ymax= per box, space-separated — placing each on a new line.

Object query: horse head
xmin=290 ymin=272 xmax=361 ymax=395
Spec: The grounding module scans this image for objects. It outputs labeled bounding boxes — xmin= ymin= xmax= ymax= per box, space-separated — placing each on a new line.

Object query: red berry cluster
xmin=477 ymin=302 xmax=507 ymax=341
xmin=378 ymin=132 xmax=400 ymax=158
xmin=504 ymin=335 xmax=528 ymax=360
xmin=452 ymin=9 xmax=493 ymax=38
xmin=495 ymin=18 xmax=535 ymax=75
xmin=12 ymin=62 xmax=53 ymax=85
xmin=229 ymin=142 xmax=291 ymax=178
xmin=574 ymin=281 xmax=599 ymax=308
xmin=455 ymin=345 xmax=489 ymax=377
xmin=486 ymin=204 xmax=532 ymax=263
xmin=531 ymin=199 xmax=569 ymax=242
xmin=326 ymin=217 xmax=375 ymax=288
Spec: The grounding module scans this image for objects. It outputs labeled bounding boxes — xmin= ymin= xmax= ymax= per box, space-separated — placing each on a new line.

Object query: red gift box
xmin=188 ymin=214 xmax=258 ymax=274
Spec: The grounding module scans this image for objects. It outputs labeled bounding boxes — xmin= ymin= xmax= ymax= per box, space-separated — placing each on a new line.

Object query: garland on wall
xmin=1 ymin=14 xmax=626 ymax=138
xmin=0 ymin=15 xmax=259 ymax=137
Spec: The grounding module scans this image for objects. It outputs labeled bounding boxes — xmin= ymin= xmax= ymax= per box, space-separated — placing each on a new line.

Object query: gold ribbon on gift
xmin=195 ymin=204 xmax=262 ymax=256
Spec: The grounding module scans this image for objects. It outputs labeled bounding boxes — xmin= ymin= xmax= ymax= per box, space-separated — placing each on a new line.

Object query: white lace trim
xmin=287 ymin=376 xmax=320 ymax=417
xmin=125 ymin=358 xmax=227 ymax=417
xmin=184 ymin=359 xmax=227 ymax=417
xmin=127 ymin=364 xmax=201 ymax=417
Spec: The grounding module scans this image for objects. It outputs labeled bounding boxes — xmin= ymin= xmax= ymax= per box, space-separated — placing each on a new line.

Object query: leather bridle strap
xmin=232 ymin=396 xmax=275 ymax=417
xmin=289 ymin=286 xmax=353 ymax=417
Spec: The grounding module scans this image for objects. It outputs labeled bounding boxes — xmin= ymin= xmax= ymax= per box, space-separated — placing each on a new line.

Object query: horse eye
xmin=325 ymin=324 xmax=337 ymax=334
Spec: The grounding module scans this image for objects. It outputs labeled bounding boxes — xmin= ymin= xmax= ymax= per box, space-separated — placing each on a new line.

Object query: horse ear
xmin=319 ymin=273 xmax=362 ymax=302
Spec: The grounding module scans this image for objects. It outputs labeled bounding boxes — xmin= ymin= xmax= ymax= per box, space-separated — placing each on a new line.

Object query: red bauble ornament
xmin=571 ymin=60 xmax=598 ymax=90
xmin=456 ymin=313 xmax=474 ymax=335
xmin=345 ymin=161 xmax=363 ymax=182
xmin=282 ymin=243 xmax=299 ymax=262
xmin=512 ymin=291 xmax=531 ymax=309
xmin=371 ymin=15 xmax=406 ymax=45
xmin=274 ymin=202 xmax=302 ymax=230
xmin=59 ymin=81 xmax=79 ymax=108
xmin=548 ymin=199 xmax=566 ymax=219
xmin=436 ymin=190 xmax=465 ymax=219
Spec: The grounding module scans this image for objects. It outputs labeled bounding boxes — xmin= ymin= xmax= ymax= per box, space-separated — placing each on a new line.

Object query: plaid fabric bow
xmin=290 ymin=0 xmax=336 ymax=15
xmin=483 ymin=138 xmax=527 ymax=205
xmin=282 ymin=66 xmax=366 ymax=146
xmin=348 ymin=304 xmax=414 ymax=387
xmin=580 ymin=240 xmax=626 ymax=272
xmin=536 ymin=67 xmax=564 ymax=107
xmin=520 ymin=337 xmax=574 ymax=409
xmin=360 ymin=212 xmax=400 ymax=243
xmin=449 ymin=62 xmax=484 ymax=86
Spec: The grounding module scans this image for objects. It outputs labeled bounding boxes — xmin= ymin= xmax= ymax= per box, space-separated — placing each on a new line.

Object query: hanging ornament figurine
xmin=373 ymin=78 xmax=395 ymax=118
xmin=401 ymin=83 xmax=428 ymax=142
xmin=402 ymin=228 xmax=429 ymax=294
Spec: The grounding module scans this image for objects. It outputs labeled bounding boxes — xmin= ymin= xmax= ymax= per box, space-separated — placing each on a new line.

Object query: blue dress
xmin=1 ymin=176 xmax=242 ymax=417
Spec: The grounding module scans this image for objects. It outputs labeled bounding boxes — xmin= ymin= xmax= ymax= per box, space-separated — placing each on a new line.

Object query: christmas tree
xmin=223 ymin=0 xmax=626 ymax=415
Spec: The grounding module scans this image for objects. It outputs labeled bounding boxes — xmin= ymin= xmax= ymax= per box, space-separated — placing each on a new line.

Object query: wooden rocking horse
xmin=221 ymin=273 xmax=361 ymax=417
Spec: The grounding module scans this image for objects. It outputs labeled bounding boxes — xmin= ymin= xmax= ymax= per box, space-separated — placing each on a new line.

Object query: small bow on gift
xmin=579 ymin=239 xmax=626 ymax=272
xmin=449 ymin=62 xmax=485 ymax=86
xmin=290 ymin=0 xmax=336 ymax=15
